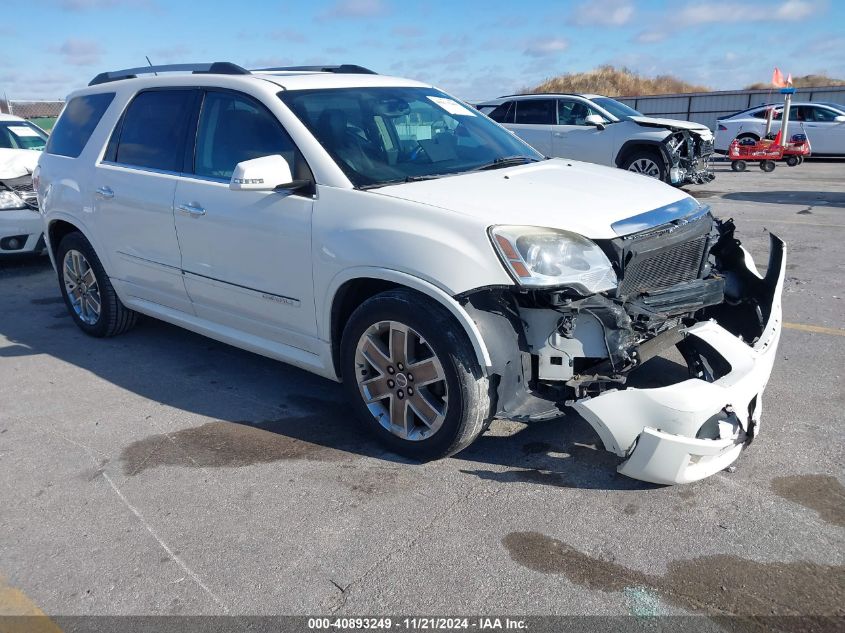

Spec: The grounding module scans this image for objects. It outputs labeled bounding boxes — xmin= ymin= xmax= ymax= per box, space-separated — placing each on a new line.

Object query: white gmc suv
xmin=35 ymin=63 xmax=785 ymax=485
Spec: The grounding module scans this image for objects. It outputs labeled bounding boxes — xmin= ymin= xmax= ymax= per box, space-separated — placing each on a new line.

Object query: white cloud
xmin=570 ymin=0 xmax=634 ymax=26
xmin=243 ymin=57 xmax=288 ymax=70
xmin=56 ymin=39 xmax=103 ymax=66
xmin=269 ymin=28 xmax=308 ymax=43
xmin=524 ymin=38 xmax=569 ymax=58
xmin=391 ymin=25 xmax=422 ymax=38
xmin=317 ymin=0 xmax=389 ymax=20
xmin=58 ymin=0 xmax=157 ymax=11
xmin=634 ymin=30 xmax=666 ymax=44
xmin=678 ymin=0 xmax=819 ymax=25
xmin=151 ymin=45 xmax=191 ymax=63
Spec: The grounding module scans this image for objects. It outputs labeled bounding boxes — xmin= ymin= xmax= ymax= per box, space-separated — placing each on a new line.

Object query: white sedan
xmin=1 ymin=114 xmax=48 ymax=255
xmin=714 ymin=102 xmax=845 ymax=156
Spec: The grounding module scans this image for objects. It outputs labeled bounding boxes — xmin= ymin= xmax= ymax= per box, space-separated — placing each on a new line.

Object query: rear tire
xmin=735 ymin=133 xmax=759 ymax=145
xmin=622 ymin=149 xmax=667 ymax=182
xmin=786 ymin=156 xmax=799 ymax=167
xmin=760 ymin=160 xmax=776 ymax=172
xmin=340 ymin=289 xmax=491 ymax=461
xmin=56 ymin=232 xmax=138 ymax=338
xmin=731 ymin=160 xmax=747 ymax=172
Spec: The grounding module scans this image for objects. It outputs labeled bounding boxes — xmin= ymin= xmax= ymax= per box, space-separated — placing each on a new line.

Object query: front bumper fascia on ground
xmin=574 ymin=234 xmax=786 ymax=485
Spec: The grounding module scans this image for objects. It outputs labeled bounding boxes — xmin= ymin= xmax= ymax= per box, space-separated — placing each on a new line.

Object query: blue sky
xmin=1 ymin=0 xmax=843 ymax=101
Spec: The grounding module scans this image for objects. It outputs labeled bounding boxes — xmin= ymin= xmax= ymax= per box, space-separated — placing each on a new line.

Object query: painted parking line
xmin=0 ymin=577 xmax=62 ymax=633
xmin=784 ymin=322 xmax=845 ymax=337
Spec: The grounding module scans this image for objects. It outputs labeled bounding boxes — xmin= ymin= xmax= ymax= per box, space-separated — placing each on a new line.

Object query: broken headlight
xmin=0 ymin=189 xmax=27 ymax=211
xmin=490 ymin=225 xmax=617 ymax=293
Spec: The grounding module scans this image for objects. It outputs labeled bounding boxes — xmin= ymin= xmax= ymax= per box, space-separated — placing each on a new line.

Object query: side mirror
xmin=230 ymin=155 xmax=309 ymax=192
xmin=584 ymin=114 xmax=606 ymax=130
xmin=835 ymin=115 xmax=845 ymax=122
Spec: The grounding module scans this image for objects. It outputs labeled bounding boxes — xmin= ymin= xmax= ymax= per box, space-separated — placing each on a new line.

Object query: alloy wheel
xmin=63 ymin=249 xmax=101 ymax=325
xmin=627 ymin=157 xmax=662 ymax=178
xmin=354 ymin=320 xmax=448 ymax=441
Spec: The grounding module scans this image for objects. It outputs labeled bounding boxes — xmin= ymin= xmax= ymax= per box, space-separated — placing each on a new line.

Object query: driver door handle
xmin=177 ymin=203 xmax=206 ymax=217
xmin=95 ymin=186 xmax=114 ymax=199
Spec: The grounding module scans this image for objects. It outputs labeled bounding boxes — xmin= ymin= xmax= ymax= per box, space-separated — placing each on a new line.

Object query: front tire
xmin=56 ymin=232 xmax=137 ymax=337
xmin=622 ymin=149 xmax=667 ymax=182
xmin=340 ymin=289 xmax=491 ymax=461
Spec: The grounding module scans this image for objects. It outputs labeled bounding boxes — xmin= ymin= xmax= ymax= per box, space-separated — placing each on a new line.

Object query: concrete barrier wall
xmin=616 ymin=86 xmax=845 ymax=131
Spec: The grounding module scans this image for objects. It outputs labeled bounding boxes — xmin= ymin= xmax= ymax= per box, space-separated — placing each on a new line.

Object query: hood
xmin=629 ymin=115 xmax=713 ymax=138
xmin=371 ymin=159 xmax=696 ymax=240
xmin=0 ymin=148 xmax=40 ymax=179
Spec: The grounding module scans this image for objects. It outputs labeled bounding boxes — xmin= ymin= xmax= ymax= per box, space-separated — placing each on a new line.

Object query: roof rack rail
xmin=88 ymin=62 xmax=250 ymax=86
xmin=257 ymin=64 xmax=378 ymax=75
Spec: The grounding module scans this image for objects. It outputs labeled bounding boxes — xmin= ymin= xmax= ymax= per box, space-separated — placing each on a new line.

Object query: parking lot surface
xmin=1 ymin=161 xmax=843 ymax=624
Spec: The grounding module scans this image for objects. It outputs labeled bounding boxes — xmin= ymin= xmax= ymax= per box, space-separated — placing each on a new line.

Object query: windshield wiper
xmin=471 ymin=156 xmax=540 ymax=171
xmin=358 ymin=174 xmax=446 ymax=191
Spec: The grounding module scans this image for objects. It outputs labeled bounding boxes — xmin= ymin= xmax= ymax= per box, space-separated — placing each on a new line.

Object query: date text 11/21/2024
xmin=307 ymin=617 xmax=528 ymax=630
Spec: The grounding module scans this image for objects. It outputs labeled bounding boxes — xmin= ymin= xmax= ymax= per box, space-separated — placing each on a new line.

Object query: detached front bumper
xmin=573 ymin=235 xmax=786 ymax=485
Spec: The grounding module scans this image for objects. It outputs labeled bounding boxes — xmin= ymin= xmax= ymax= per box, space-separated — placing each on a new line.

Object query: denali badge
xmin=261 ymin=293 xmax=299 ymax=306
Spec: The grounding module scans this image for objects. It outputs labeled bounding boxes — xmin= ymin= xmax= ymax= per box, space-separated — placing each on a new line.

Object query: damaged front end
xmin=664 ymin=129 xmax=715 ymax=186
xmin=462 ymin=205 xmax=785 ymax=485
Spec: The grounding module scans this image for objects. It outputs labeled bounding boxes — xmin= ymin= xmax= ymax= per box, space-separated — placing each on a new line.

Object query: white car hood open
xmin=0 ymin=148 xmax=40 ymax=179
xmin=372 ymin=159 xmax=695 ymax=240
xmin=629 ymin=115 xmax=714 ymax=139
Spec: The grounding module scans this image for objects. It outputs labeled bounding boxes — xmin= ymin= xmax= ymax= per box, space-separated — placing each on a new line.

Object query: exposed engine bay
xmin=460 ymin=209 xmax=785 ymax=484
xmin=663 ymin=128 xmax=715 ymax=185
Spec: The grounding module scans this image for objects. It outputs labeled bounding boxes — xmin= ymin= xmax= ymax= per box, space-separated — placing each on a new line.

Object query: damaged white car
xmin=37 ymin=65 xmax=782 ymax=485
xmin=1 ymin=114 xmax=48 ymax=255
xmin=477 ymin=94 xmax=715 ymax=186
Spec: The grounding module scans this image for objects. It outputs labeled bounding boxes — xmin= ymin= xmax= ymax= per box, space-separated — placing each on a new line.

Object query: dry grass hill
xmin=528 ymin=65 xmax=710 ymax=96
xmin=528 ymin=66 xmax=845 ymax=96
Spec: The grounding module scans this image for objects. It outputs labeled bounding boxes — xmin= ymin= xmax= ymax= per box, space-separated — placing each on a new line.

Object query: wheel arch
xmin=325 ymin=268 xmax=494 ymax=380
xmin=46 ymin=216 xmax=98 ymax=270
xmin=614 ymin=139 xmax=670 ymax=168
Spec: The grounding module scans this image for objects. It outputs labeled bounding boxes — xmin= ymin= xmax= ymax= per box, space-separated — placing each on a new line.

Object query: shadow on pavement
xmin=721 ymin=190 xmax=845 ymax=207
xmin=1 ymin=259 xmax=681 ymax=490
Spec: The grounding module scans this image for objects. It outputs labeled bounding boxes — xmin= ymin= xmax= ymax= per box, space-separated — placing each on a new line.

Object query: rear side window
xmin=515 ymin=99 xmax=556 ymax=125
xmin=194 ymin=91 xmax=302 ymax=180
xmin=487 ymin=101 xmax=515 ymax=123
xmin=45 ymin=93 xmax=114 ymax=158
xmin=113 ymin=89 xmax=196 ymax=172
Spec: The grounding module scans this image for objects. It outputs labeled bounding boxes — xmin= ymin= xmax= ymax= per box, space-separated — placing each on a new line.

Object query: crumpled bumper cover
xmin=573 ymin=234 xmax=785 ymax=485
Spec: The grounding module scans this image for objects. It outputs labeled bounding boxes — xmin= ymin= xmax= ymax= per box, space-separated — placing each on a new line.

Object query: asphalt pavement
xmin=0 ymin=159 xmax=843 ymax=628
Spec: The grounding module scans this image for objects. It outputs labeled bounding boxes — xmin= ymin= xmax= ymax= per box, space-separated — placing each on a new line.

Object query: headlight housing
xmin=490 ymin=225 xmax=617 ymax=293
xmin=0 ymin=189 xmax=27 ymax=211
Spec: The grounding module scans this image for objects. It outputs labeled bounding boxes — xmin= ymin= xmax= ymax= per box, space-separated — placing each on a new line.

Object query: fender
xmin=614 ymin=138 xmax=671 ymax=168
xmin=323 ymin=266 xmax=494 ymax=376
xmin=44 ymin=212 xmax=107 ymax=273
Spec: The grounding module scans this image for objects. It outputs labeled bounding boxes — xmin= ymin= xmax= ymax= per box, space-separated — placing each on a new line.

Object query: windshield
xmin=279 ymin=87 xmax=543 ymax=188
xmin=591 ymin=97 xmax=642 ymax=120
xmin=0 ymin=121 xmax=48 ymax=151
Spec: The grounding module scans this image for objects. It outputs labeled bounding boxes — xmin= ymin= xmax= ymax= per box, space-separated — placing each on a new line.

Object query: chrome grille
xmin=618 ymin=235 xmax=708 ymax=296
